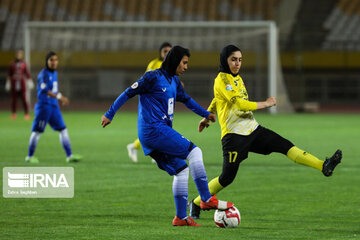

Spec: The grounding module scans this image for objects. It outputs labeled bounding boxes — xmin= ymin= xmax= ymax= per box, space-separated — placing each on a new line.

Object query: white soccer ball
xmin=214 ymin=206 xmax=241 ymax=228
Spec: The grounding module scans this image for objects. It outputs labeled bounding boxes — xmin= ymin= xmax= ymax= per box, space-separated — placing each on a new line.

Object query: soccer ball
xmin=214 ymin=206 xmax=241 ymax=228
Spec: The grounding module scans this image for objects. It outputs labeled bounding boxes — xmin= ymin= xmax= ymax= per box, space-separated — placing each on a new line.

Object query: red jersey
xmin=8 ymin=60 xmax=31 ymax=91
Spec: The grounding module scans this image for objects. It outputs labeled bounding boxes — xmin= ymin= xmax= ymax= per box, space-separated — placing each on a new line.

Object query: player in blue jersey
xmin=102 ymin=46 xmax=233 ymax=226
xmin=25 ymin=51 xmax=82 ymax=163
xmin=127 ymin=42 xmax=172 ymax=163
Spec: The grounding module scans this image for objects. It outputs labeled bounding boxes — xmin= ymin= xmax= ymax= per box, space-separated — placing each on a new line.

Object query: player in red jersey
xmin=5 ymin=50 xmax=34 ymax=120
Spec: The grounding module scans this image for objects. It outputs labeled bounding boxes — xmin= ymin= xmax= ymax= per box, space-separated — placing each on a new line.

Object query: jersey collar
xmin=160 ymin=68 xmax=173 ymax=84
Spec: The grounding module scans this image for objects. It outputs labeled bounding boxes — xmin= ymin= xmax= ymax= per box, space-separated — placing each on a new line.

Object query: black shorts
xmin=218 ymin=125 xmax=294 ymax=187
xmin=222 ymin=125 xmax=294 ymax=162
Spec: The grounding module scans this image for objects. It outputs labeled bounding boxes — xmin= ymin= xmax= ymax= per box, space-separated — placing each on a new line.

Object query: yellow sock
xmin=193 ymin=177 xmax=224 ymax=206
xmin=287 ymin=146 xmax=323 ymax=171
xmin=133 ymin=138 xmax=141 ymax=149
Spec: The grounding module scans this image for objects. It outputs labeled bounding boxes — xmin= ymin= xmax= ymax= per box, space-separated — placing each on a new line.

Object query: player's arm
xmin=46 ymin=91 xmax=69 ymax=106
xmin=102 ymin=71 xmax=156 ymax=128
xmin=256 ymin=97 xmax=276 ymax=109
xmin=38 ymin=73 xmax=69 ymax=106
xmin=176 ymin=79 xmax=215 ymax=121
xmin=199 ymin=98 xmax=216 ymax=132
xmin=5 ymin=76 xmax=10 ymax=92
xmin=217 ymin=79 xmax=275 ymax=111
xmin=5 ymin=65 xmax=12 ymax=92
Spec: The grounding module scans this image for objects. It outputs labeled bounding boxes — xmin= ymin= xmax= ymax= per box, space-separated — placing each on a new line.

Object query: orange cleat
xmin=11 ymin=113 xmax=17 ymax=120
xmin=24 ymin=114 xmax=30 ymax=120
xmin=172 ymin=216 xmax=201 ymax=226
xmin=200 ymin=195 xmax=233 ymax=210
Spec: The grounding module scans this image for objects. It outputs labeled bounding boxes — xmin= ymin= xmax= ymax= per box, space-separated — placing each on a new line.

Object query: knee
xmin=188 ymin=147 xmax=202 ymax=158
xmin=187 ymin=147 xmax=203 ymax=164
xmin=176 ymin=167 xmax=189 ymax=178
xmin=32 ymin=131 xmax=42 ymax=137
xmin=59 ymin=128 xmax=68 ymax=134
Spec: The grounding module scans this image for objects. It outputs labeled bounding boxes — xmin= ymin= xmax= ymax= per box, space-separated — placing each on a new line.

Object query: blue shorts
xmin=31 ymin=103 xmax=66 ymax=133
xmin=140 ymin=125 xmax=196 ymax=175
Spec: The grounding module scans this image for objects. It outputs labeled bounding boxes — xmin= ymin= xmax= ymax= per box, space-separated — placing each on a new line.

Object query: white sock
xmin=27 ymin=131 xmax=41 ymax=157
xmin=59 ymin=128 xmax=72 ymax=157
xmin=186 ymin=147 xmax=212 ymax=202
xmin=173 ymin=167 xmax=189 ymax=219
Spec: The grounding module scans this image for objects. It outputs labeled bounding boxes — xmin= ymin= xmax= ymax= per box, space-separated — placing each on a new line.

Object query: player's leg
xmin=147 ymin=126 xmax=233 ymax=209
xmin=287 ymin=146 xmax=342 ymax=176
xmin=186 ymin=146 xmax=233 ymax=211
xmin=172 ymin=167 xmax=200 ymax=226
xmin=25 ymin=104 xmax=50 ymax=163
xmin=49 ymin=105 xmax=82 ymax=162
xmin=10 ymin=87 xmax=17 ymax=119
xmin=59 ymin=128 xmax=73 ymax=159
xmin=190 ymin=156 xmax=240 ymax=217
xmin=146 ymin=127 xmax=232 ymax=222
xmin=126 ymin=138 xmax=140 ymax=163
xmin=173 ymin=166 xmax=189 ymax=220
xmin=26 ymin=131 xmax=41 ymax=163
xmin=190 ymin=133 xmax=249 ymax=218
xmin=186 ymin=146 xmax=211 ymax=202
xmin=250 ymin=126 xmax=342 ymax=177
xmin=149 ymin=151 xmax=199 ymax=226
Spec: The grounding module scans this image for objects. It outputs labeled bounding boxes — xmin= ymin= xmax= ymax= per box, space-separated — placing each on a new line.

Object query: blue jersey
xmin=37 ymin=68 xmax=59 ymax=105
xmin=105 ymin=69 xmax=210 ymax=155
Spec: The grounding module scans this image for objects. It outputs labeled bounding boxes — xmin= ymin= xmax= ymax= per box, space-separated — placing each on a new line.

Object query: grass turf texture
xmin=0 ymin=111 xmax=359 ymax=240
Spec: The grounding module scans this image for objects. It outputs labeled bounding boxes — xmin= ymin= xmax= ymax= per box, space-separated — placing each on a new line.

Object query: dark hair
xmin=161 ymin=45 xmax=190 ymax=76
xmin=219 ymin=45 xmax=242 ymax=76
xmin=45 ymin=51 xmax=57 ymax=71
xmin=159 ymin=42 xmax=172 ymax=60
xmin=159 ymin=42 xmax=172 ymax=52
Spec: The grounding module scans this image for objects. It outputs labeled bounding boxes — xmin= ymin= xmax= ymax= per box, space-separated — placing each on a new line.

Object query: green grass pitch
xmin=0 ymin=111 xmax=359 ymax=240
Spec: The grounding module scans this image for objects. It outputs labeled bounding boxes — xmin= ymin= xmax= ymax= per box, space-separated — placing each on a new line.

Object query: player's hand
xmin=59 ymin=96 xmax=69 ymax=106
xmin=101 ymin=115 xmax=111 ymax=128
xmin=198 ymin=118 xmax=210 ymax=133
xmin=207 ymin=113 xmax=216 ymax=122
xmin=266 ymin=97 xmax=276 ymax=107
xmin=27 ymin=80 xmax=34 ymax=90
xmin=5 ymin=81 xmax=10 ymax=92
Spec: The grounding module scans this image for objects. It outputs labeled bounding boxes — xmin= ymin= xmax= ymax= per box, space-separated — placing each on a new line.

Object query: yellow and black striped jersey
xmin=208 ymin=72 xmax=259 ymax=139
xmin=146 ymin=58 xmax=163 ymax=72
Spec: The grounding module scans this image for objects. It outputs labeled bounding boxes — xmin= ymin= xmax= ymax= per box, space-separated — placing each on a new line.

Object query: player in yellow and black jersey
xmin=188 ymin=45 xmax=342 ymax=219
xmin=127 ymin=42 xmax=172 ymax=163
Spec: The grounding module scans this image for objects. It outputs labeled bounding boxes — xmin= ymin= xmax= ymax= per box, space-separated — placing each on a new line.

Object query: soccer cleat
xmin=200 ymin=195 xmax=234 ymax=211
xmin=322 ymin=149 xmax=342 ymax=177
xmin=151 ymin=158 xmax=156 ymax=164
xmin=66 ymin=154 xmax=82 ymax=163
xmin=24 ymin=114 xmax=30 ymax=120
xmin=25 ymin=156 xmax=39 ymax=163
xmin=172 ymin=216 xmax=200 ymax=226
xmin=127 ymin=143 xmax=138 ymax=163
xmin=188 ymin=199 xmax=201 ymax=219
xmin=11 ymin=113 xmax=17 ymax=120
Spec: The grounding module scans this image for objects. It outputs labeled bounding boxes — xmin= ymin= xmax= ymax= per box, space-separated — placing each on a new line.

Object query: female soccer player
xmin=102 ymin=46 xmax=233 ymax=226
xmin=189 ymin=45 xmax=342 ymax=219
xmin=25 ymin=51 xmax=82 ymax=163
xmin=6 ymin=50 xmax=33 ymax=120
xmin=127 ymin=42 xmax=172 ymax=163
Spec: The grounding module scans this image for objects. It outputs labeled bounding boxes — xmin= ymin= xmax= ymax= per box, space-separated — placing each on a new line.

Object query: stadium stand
xmin=0 ymin=0 xmax=359 ymax=111
xmin=1 ymin=0 xmax=360 ymax=51
xmin=0 ymin=0 xmax=282 ymax=50
xmin=323 ymin=0 xmax=360 ymax=50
